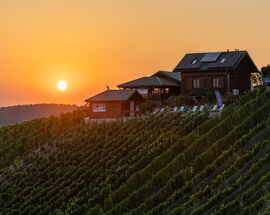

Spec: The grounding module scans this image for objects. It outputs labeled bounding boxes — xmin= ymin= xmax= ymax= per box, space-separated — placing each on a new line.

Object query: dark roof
xmin=85 ymin=90 xmax=140 ymax=102
xmin=151 ymin=71 xmax=181 ymax=82
xmin=173 ymin=51 xmax=259 ymax=73
xmin=117 ymin=76 xmax=180 ymax=88
xmin=117 ymin=70 xmax=181 ymax=89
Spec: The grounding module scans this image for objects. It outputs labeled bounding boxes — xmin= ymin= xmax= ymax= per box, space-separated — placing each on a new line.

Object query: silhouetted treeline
xmin=0 ymin=103 xmax=78 ymax=126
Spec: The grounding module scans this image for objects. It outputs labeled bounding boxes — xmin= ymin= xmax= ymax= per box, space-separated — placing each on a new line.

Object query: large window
xmin=213 ymin=78 xmax=221 ymax=88
xmin=152 ymin=88 xmax=160 ymax=95
xmin=193 ymin=79 xmax=200 ymax=88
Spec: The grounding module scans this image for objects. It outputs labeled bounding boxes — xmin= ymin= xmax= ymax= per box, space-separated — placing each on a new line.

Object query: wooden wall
xmin=89 ymin=95 xmax=144 ymax=119
xmin=89 ymin=101 xmax=123 ymax=119
xmin=229 ymin=55 xmax=252 ymax=93
xmin=181 ymin=71 xmax=228 ymax=96
xmin=181 ymin=55 xmax=253 ymax=96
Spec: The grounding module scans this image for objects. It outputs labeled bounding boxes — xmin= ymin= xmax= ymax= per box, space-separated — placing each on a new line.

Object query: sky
xmin=1 ymin=0 xmax=270 ymax=107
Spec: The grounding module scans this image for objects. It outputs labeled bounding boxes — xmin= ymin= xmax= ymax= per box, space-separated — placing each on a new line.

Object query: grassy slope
xmin=0 ymin=87 xmax=270 ymax=215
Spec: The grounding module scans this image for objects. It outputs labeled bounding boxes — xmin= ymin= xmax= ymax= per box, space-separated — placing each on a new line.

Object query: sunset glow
xmin=1 ymin=0 xmax=270 ymax=106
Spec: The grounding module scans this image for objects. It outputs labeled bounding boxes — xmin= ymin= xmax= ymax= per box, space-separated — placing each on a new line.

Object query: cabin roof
xmin=173 ymin=50 xmax=259 ymax=73
xmin=117 ymin=76 xmax=180 ymax=88
xmin=151 ymin=71 xmax=181 ymax=82
xmin=85 ymin=90 xmax=141 ymax=102
xmin=117 ymin=71 xmax=181 ymax=88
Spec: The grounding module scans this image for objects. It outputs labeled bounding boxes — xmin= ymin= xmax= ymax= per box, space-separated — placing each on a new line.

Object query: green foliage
xmin=261 ymin=64 xmax=270 ymax=78
xmin=108 ymin=89 xmax=270 ymax=215
xmin=198 ymin=92 xmax=216 ymax=105
xmin=222 ymin=93 xmax=238 ymax=105
xmin=252 ymin=72 xmax=263 ymax=85
xmin=140 ymin=100 xmax=160 ymax=114
xmin=140 ymin=95 xmax=195 ymax=114
xmin=164 ymin=95 xmax=194 ymax=107
xmin=1 ymin=87 xmax=270 ymax=215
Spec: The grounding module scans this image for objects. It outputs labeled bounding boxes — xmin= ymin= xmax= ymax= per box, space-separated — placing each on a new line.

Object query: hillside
xmin=0 ymin=104 xmax=78 ymax=126
xmin=1 ymin=86 xmax=270 ymax=215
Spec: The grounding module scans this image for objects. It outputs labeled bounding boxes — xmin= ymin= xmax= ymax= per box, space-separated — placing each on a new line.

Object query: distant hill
xmin=0 ymin=103 xmax=78 ymax=126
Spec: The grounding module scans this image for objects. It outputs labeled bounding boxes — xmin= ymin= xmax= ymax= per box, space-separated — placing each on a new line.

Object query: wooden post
xmin=227 ymin=73 xmax=230 ymax=93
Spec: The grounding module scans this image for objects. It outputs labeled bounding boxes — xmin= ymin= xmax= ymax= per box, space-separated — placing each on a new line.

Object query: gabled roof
xmin=117 ymin=76 xmax=180 ymax=88
xmin=117 ymin=70 xmax=181 ymax=89
xmin=85 ymin=90 xmax=141 ymax=102
xmin=173 ymin=50 xmax=259 ymax=73
xmin=151 ymin=71 xmax=181 ymax=82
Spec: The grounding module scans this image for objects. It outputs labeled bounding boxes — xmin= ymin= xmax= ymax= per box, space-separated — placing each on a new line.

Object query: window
xmin=93 ymin=104 xmax=106 ymax=112
xmin=192 ymin=59 xmax=198 ymax=64
xmin=213 ymin=78 xmax=220 ymax=88
xmin=152 ymin=88 xmax=160 ymax=95
xmin=220 ymin=58 xmax=226 ymax=63
xmin=193 ymin=79 xmax=200 ymax=88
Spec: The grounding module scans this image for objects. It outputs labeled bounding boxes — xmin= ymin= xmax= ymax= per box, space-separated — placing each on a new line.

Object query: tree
xmin=251 ymin=73 xmax=262 ymax=86
xmin=261 ymin=65 xmax=270 ymax=77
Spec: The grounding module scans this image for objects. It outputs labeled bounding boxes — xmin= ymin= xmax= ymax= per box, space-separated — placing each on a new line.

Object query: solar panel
xmin=200 ymin=52 xmax=221 ymax=62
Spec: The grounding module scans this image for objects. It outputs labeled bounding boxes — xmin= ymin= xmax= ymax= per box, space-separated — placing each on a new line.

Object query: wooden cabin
xmin=84 ymin=90 xmax=144 ymax=119
xmin=173 ymin=50 xmax=259 ymax=96
xmin=117 ymin=71 xmax=181 ymax=100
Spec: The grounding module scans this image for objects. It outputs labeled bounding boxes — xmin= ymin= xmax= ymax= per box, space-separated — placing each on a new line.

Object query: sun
xmin=57 ymin=81 xmax=67 ymax=91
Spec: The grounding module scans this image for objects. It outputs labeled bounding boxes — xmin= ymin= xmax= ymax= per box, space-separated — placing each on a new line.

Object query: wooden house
xmin=117 ymin=71 xmax=181 ymax=100
xmin=173 ymin=50 xmax=259 ymax=96
xmin=84 ymin=90 xmax=144 ymax=119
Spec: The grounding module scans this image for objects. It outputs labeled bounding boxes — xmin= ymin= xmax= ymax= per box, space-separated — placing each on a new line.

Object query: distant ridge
xmin=0 ymin=103 xmax=78 ymax=126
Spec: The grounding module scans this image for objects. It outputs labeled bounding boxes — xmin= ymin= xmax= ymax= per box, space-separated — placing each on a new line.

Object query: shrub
xmin=165 ymin=95 xmax=194 ymax=107
xmin=140 ymin=100 xmax=160 ymax=114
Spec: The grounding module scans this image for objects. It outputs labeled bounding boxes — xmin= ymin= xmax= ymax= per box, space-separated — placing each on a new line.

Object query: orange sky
xmin=1 ymin=0 xmax=270 ymax=107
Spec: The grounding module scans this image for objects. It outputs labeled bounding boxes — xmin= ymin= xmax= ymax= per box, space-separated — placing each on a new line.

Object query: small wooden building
xmin=84 ymin=90 xmax=144 ymax=119
xmin=173 ymin=50 xmax=259 ymax=96
xmin=117 ymin=71 xmax=181 ymax=100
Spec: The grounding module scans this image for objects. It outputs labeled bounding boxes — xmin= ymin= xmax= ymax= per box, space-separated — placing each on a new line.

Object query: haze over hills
xmin=1 ymin=86 xmax=270 ymax=214
xmin=0 ymin=104 xmax=78 ymax=126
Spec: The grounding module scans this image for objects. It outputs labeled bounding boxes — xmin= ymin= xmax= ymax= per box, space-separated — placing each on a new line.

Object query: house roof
xmin=151 ymin=71 xmax=181 ymax=82
xmin=85 ymin=90 xmax=141 ymax=102
xmin=173 ymin=50 xmax=259 ymax=73
xmin=117 ymin=70 xmax=181 ymax=89
xmin=117 ymin=76 xmax=180 ymax=88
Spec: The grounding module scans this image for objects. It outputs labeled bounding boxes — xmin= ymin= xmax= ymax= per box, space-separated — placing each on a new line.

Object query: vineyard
xmin=1 ymin=86 xmax=270 ymax=215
